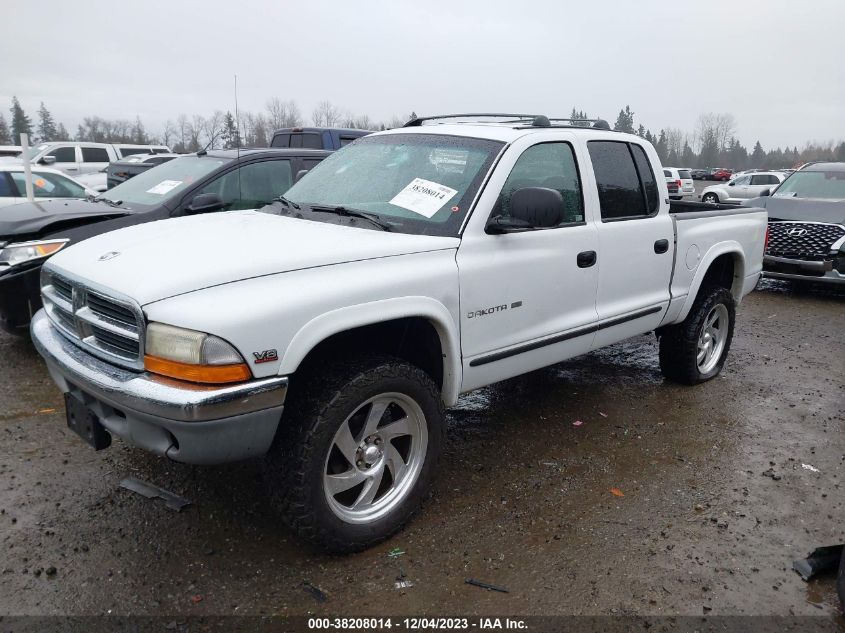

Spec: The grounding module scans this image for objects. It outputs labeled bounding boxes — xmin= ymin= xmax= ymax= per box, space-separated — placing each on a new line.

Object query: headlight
xmin=0 ymin=239 xmax=69 ymax=267
xmin=144 ymin=322 xmax=252 ymax=384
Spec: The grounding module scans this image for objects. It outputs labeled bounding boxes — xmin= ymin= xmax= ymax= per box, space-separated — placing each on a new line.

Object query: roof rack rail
xmin=404 ymin=113 xmax=612 ymax=130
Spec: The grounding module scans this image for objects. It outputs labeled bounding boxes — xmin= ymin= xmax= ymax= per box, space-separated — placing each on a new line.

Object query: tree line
xmin=3 ymin=96 xmax=843 ymax=169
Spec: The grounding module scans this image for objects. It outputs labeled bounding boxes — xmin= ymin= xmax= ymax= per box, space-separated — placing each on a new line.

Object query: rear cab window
xmin=588 ymin=140 xmax=659 ymax=220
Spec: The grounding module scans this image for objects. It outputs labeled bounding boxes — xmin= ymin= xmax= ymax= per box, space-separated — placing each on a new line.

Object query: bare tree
xmin=266 ymin=98 xmax=303 ymax=130
xmin=161 ymin=120 xmax=177 ymax=148
xmin=176 ymin=114 xmax=190 ymax=152
xmin=203 ymin=110 xmax=225 ymax=149
xmin=694 ymin=113 xmax=736 ymax=153
xmin=312 ymin=100 xmax=341 ymax=127
xmin=188 ymin=114 xmax=205 ymax=151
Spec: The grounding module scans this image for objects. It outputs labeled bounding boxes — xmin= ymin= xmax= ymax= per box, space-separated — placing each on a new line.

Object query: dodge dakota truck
xmin=30 ymin=114 xmax=767 ymax=552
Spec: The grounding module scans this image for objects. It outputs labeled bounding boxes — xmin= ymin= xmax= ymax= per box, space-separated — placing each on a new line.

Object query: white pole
xmin=20 ymin=133 xmax=35 ymax=202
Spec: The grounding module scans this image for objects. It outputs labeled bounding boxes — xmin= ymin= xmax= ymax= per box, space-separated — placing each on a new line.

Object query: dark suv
xmin=270 ymin=127 xmax=370 ymax=150
xmin=0 ymin=148 xmax=330 ymax=334
xmin=750 ymin=162 xmax=845 ymax=285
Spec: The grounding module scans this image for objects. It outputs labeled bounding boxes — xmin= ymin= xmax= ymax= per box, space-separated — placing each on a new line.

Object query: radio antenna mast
xmin=234 ymin=74 xmax=241 ymax=203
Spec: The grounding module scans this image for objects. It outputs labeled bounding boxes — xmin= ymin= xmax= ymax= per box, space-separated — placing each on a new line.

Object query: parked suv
xmin=0 ymin=148 xmax=330 ymax=334
xmin=270 ymin=127 xmax=370 ymax=150
xmin=701 ymin=171 xmax=785 ymax=204
xmin=29 ymin=113 xmax=767 ymax=551
xmin=750 ymin=162 xmax=845 ymax=285
xmin=21 ymin=142 xmax=170 ymax=176
xmin=664 ymin=167 xmax=695 ymax=199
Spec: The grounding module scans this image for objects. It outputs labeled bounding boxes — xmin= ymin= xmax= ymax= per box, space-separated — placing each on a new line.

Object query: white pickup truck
xmin=30 ymin=114 xmax=767 ymax=551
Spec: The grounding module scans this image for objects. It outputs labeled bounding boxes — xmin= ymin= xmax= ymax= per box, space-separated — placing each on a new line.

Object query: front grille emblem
xmin=98 ymin=251 xmax=121 ymax=261
xmin=786 ymin=227 xmax=807 ymax=237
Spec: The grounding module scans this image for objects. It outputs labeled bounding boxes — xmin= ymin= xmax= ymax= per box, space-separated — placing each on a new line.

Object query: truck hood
xmin=746 ymin=196 xmax=845 ymax=224
xmin=46 ymin=210 xmax=460 ymax=305
xmin=0 ymin=198 xmax=129 ymax=238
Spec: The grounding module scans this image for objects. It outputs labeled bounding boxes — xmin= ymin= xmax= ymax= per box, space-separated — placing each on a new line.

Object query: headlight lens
xmin=0 ymin=239 xmax=69 ymax=267
xmin=144 ymin=322 xmax=251 ymax=384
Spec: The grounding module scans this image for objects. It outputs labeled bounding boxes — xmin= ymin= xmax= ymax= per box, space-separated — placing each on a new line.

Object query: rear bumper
xmin=0 ymin=263 xmax=42 ymax=334
xmin=763 ymin=255 xmax=845 ymax=284
xmin=31 ymin=310 xmax=288 ymax=464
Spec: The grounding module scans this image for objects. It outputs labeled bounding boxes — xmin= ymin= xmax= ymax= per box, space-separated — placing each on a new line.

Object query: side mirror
xmin=728 ymin=181 xmax=735 ymax=186
xmin=185 ymin=193 xmax=225 ymax=214
xmin=485 ymin=215 xmax=533 ymax=234
xmin=294 ymin=169 xmax=309 ymax=183
xmin=510 ymin=187 xmax=565 ymax=227
xmin=40 ymin=156 xmax=56 ymax=165
xmin=759 ymin=188 xmax=770 ymax=197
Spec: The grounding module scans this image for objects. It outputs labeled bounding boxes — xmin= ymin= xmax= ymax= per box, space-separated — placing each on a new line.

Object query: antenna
xmin=234 ymin=74 xmax=241 ymax=204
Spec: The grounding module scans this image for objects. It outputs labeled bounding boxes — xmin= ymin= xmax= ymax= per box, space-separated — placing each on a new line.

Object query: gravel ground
xmin=0 ymin=278 xmax=842 ymax=625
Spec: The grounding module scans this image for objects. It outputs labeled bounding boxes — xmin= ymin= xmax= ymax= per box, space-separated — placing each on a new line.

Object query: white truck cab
xmin=31 ymin=114 xmax=767 ymax=551
xmin=23 ymin=142 xmax=170 ymax=176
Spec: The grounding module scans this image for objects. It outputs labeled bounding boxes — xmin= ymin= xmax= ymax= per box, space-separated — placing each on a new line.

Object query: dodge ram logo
xmin=98 ymin=251 xmax=120 ymax=261
xmin=786 ymin=227 xmax=807 ymax=237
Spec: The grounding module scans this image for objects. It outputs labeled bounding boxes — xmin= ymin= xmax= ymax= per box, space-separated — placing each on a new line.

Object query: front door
xmin=457 ymin=137 xmax=600 ymax=392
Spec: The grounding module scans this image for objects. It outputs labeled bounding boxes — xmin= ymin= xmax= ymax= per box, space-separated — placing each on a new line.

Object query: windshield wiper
xmin=89 ymin=195 xmax=124 ymax=208
xmin=307 ymin=204 xmax=392 ymax=232
xmin=273 ymin=195 xmax=301 ymax=210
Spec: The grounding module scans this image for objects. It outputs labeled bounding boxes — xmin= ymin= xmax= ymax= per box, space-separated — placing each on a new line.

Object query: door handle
xmin=577 ymin=250 xmax=597 ymax=268
xmin=654 ymin=239 xmax=669 ymax=254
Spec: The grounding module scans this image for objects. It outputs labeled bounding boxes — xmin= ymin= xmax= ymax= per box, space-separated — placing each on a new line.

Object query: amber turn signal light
xmin=144 ymin=355 xmax=252 ymax=384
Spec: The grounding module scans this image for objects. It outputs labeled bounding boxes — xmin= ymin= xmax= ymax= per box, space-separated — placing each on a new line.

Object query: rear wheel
xmin=267 ymin=355 xmax=445 ymax=552
xmin=702 ymin=192 xmax=720 ymax=204
xmin=659 ymin=286 xmax=735 ymax=385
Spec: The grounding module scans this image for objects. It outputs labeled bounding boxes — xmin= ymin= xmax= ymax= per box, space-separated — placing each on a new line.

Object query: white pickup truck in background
xmin=31 ymin=114 xmax=767 ymax=551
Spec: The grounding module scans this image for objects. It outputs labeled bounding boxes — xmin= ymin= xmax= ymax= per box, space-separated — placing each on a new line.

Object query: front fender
xmin=281 ymin=297 xmax=462 ymax=406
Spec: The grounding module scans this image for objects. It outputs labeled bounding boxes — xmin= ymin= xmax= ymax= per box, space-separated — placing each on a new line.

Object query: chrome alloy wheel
xmin=323 ymin=393 xmax=428 ymax=524
xmin=697 ymin=304 xmax=729 ymax=374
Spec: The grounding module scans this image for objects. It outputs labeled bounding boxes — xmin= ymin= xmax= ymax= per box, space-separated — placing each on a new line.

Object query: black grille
xmin=87 ymin=293 xmax=137 ymax=327
xmin=90 ymin=325 xmax=140 ymax=357
xmin=766 ymin=222 xmax=844 ymax=261
xmin=52 ymin=276 xmax=73 ymax=302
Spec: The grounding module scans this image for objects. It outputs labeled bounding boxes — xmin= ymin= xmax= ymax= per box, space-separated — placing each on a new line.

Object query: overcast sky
xmin=2 ymin=0 xmax=843 ymax=149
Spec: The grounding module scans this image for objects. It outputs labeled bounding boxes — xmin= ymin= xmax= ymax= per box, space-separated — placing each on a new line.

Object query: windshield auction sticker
xmin=389 ymin=178 xmax=458 ymax=218
xmin=145 ymin=180 xmax=183 ymax=195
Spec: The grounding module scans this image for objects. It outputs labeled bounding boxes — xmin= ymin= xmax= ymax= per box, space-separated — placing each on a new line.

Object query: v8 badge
xmin=252 ymin=349 xmax=279 ymax=364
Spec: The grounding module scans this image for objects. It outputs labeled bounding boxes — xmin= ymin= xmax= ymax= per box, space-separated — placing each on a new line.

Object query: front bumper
xmin=0 ymin=263 xmax=42 ymax=334
xmin=763 ymin=255 xmax=845 ymax=285
xmin=31 ymin=310 xmax=288 ymax=464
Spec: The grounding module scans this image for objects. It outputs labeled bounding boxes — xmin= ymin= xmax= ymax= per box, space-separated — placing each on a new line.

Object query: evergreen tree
xmin=37 ymin=102 xmax=57 ymax=142
xmin=681 ymin=142 xmax=696 ymax=167
xmin=569 ymin=108 xmax=591 ymax=127
xmin=56 ymin=122 xmax=69 ymax=140
xmin=655 ymin=130 xmax=669 ymax=162
xmin=0 ymin=114 xmax=11 ymax=144
xmin=750 ymin=141 xmax=765 ymax=167
xmin=221 ymin=111 xmax=240 ymax=149
xmin=9 ymin=96 xmax=33 ymax=142
xmin=835 ymin=142 xmax=845 ymax=162
xmin=612 ymin=105 xmax=635 ymax=133
xmin=636 ymin=124 xmax=646 ymax=138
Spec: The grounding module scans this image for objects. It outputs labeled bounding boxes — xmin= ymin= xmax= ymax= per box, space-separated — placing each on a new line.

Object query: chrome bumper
xmin=31 ymin=310 xmax=288 ymax=464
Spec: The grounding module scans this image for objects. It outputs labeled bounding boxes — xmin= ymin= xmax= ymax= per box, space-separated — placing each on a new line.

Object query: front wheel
xmin=702 ymin=193 xmax=720 ymax=204
xmin=659 ymin=286 xmax=735 ymax=385
xmin=267 ymin=356 xmax=445 ymax=552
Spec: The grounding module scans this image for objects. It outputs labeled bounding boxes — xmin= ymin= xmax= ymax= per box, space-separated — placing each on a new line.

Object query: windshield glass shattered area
xmin=283 ymin=133 xmax=504 ymax=236
xmin=774 ymin=170 xmax=845 ymax=200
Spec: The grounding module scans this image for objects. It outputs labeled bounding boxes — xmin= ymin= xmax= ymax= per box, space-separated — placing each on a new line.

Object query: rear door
xmin=457 ymin=135 xmax=600 ymax=391
xmin=587 ymin=140 xmax=673 ymax=349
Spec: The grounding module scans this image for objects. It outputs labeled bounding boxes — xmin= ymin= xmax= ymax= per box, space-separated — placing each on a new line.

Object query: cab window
xmin=198 ymin=160 xmax=293 ymax=211
xmin=492 ymin=142 xmax=584 ymax=226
